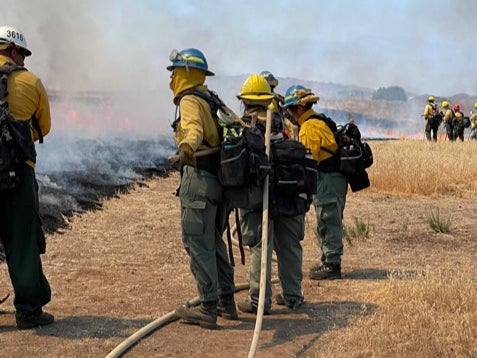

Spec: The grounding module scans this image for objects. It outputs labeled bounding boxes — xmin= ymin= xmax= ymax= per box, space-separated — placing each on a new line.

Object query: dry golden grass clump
xmin=353 ymin=269 xmax=477 ymax=356
xmin=368 ymin=140 xmax=477 ymax=196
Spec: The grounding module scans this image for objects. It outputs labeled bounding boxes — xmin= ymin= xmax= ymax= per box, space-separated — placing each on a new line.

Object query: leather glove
xmin=179 ymin=143 xmax=195 ymax=166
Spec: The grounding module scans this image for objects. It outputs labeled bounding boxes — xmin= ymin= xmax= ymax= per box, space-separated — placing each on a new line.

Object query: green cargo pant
xmin=240 ymin=209 xmax=304 ymax=308
xmin=179 ymin=165 xmax=235 ymax=302
xmin=0 ymin=165 xmax=51 ymax=317
xmin=313 ymin=171 xmax=348 ymax=266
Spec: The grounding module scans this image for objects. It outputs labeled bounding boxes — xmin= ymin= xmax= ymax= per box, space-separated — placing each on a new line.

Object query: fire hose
xmin=247 ymin=108 xmax=272 ymax=358
xmin=109 ymin=112 xmax=273 ymax=357
xmin=104 ymin=278 xmax=280 ymax=358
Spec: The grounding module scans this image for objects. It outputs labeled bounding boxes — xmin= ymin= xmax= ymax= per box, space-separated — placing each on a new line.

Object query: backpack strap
xmin=172 ymin=89 xmax=225 ymax=148
xmin=0 ymin=63 xmax=44 ymax=143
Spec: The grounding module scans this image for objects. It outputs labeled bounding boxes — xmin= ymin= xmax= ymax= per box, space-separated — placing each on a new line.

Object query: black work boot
xmin=16 ymin=309 xmax=55 ymax=330
xmin=309 ymin=263 xmax=342 ymax=280
xmin=176 ymin=300 xmax=217 ymax=329
xmin=217 ymin=294 xmax=238 ymax=320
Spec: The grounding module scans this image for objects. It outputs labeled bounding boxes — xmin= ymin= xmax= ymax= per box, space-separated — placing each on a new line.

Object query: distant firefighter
xmin=423 ymin=96 xmax=441 ymax=141
xmin=470 ymin=102 xmax=477 ymax=140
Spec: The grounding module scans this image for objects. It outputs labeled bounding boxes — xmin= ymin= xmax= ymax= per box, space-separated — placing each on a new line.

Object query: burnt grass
xmin=38 ymin=166 xmax=173 ymax=234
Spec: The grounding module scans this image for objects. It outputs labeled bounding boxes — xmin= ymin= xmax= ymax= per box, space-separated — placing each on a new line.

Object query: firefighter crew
xmin=470 ymin=102 xmax=477 ymax=140
xmin=282 ymin=85 xmax=347 ymax=280
xmin=0 ymin=25 xmax=54 ymax=329
xmin=167 ymin=48 xmax=237 ymax=329
xmin=442 ymin=101 xmax=455 ymax=141
xmin=423 ymin=95 xmax=441 ymax=141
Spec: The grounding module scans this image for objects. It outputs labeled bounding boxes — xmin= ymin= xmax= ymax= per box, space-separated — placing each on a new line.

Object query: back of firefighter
xmin=470 ymin=102 xmax=477 ymax=140
xmin=442 ymin=101 xmax=456 ymax=141
xmin=0 ymin=25 xmax=54 ymax=329
xmin=452 ymin=104 xmax=465 ymax=141
xmin=167 ymin=48 xmax=237 ymax=329
xmin=423 ymin=95 xmax=440 ymax=141
xmin=282 ymin=85 xmax=347 ymax=280
xmin=236 ymin=74 xmax=305 ymax=314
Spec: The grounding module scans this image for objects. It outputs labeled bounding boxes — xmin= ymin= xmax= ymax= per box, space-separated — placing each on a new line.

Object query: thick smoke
xmin=2 ymin=0 xmax=476 ymax=232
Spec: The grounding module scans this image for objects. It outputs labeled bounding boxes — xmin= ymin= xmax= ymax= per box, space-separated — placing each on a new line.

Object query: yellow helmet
xmin=442 ymin=101 xmax=449 ymax=108
xmin=428 ymin=95 xmax=435 ymax=102
xmin=237 ymin=74 xmax=274 ymax=100
xmin=474 ymin=101 xmax=477 ymax=109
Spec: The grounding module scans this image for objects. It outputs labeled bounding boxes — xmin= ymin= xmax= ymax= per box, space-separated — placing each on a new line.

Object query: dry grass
xmin=331 ymin=140 xmax=477 ymax=358
xmin=2 ymin=140 xmax=477 ymax=357
xmin=368 ymin=140 xmax=477 ymax=197
xmin=342 ymin=269 xmax=477 ymax=357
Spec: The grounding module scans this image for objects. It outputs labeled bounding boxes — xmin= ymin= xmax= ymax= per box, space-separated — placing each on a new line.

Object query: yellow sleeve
xmin=32 ymin=78 xmax=51 ymax=140
xmin=299 ymin=119 xmax=338 ymax=162
xmin=175 ymin=95 xmax=220 ymax=151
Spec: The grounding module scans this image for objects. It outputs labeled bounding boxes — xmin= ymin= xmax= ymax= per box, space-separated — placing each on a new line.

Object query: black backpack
xmin=308 ymin=113 xmax=373 ymax=192
xmin=269 ymin=138 xmax=317 ymax=217
xmin=0 ymin=64 xmax=38 ymax=190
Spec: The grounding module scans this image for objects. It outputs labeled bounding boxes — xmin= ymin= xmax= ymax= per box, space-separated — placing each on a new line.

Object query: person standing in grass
xmin=0 ymin=25 xmax=53 ymax=329
xmin=423 ymin=96 xmax=441 ymax=142
xmin=167 ymin=48 xmax=237 ymax=329
xmin=470 ymin=102 xmax=477 ymax=140
xmin=282 ymin=85 xmax=347 ymax=280
xmin=441 ymin=101 xmax=455 ymax=141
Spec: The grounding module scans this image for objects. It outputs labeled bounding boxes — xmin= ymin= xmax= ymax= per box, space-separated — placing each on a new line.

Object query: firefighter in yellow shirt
xmin=470 ymin=102 xmax=477 ymax=140
xmin=423 ymin=96 xmax=441 ymax=141
xmin=167 ymin=48 xmax=237 ymax=329
xmin=282 ymin=85 xmax=346 ymax=280
xmin=0 ymin=25 xmax=53 ymax=329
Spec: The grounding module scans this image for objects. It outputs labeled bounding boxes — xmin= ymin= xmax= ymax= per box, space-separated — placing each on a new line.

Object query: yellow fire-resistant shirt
xmin=424 ymin=103 xmax=436 ymax=119
xmin=443 ymin=108 xmax=454 ymax=123
xmin=0 ymin=55 xmax=51 ymax=168
xmin=297 ymin=109 xmax=338 ymax=163
xmin=173 ymin=85 xmax=221 ymax=152
xmin=471 ymin=113 xmax=477 ymax=129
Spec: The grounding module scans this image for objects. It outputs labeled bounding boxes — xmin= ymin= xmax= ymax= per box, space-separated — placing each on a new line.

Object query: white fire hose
xmin=247 ymin=108 xmax=272 ymax=358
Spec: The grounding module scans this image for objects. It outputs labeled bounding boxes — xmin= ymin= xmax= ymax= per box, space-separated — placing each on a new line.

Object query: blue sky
xmin=2 ymin=0 xmax=476 ymax=97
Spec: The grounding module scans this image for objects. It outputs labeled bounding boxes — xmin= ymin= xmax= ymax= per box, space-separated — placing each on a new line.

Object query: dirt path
xmin=1 ymin=172 xmax=476 ymax=357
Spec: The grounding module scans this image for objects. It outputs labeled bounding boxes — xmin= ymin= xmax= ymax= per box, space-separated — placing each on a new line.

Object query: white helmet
xmin=0 ymin=25 xmax=31 ymax=56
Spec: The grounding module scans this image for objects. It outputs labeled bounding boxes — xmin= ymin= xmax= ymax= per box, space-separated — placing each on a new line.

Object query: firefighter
xmin=423 ymin=95 xmax=441 ymax=141
xmin=0 ymin=25 xmax=53 ymax=329
xmin=235 ymin=75 xmax=305 ymax=314
xmin=470 ymin=102 xmax=477 ymax=140
xmin=282 ymin=85 xmax=346 ymax=280
xmin=441 ymin=101 xmax=455 ymax=141
xmin=452 ymin=104 xmax=465 ymax=142
xmin=167 ymin=48 xmax=237 ymax=329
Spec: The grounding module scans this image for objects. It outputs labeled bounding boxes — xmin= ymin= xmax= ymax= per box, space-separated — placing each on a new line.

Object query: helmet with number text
xmin=0 ymin=25 xmax=31 ymax=56
xmin=167 ymin=48 xmax=214 ymax=76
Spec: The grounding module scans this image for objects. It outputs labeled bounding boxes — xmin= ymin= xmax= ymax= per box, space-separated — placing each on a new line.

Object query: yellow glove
xmin=179 ymin=143 xmax=195 ymax=166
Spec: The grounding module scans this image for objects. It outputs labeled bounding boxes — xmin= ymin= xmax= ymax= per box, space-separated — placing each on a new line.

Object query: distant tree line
xmin=372 ymin=86 xmax=408 ymax=101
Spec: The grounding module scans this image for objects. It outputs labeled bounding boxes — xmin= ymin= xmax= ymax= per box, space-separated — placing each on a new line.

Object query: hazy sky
xmin=2 ymin=0 xmax=476 ymax=97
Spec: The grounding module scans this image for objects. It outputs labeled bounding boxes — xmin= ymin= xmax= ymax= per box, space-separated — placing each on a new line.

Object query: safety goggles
xmin=169 ymin=49 xmax=190 ymax=72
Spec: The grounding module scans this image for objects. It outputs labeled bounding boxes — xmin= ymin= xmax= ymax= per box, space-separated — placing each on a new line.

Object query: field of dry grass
xmin=1 ymin=139 xmax=476 ymax=357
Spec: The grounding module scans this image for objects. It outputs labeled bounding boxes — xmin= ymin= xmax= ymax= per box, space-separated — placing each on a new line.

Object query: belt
xmin=195 ymin=152 xmax=220 ymax=175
